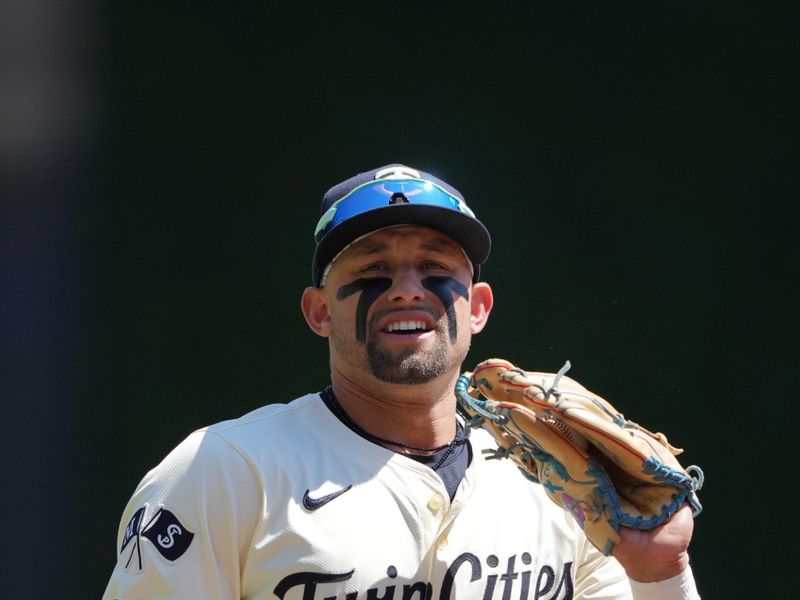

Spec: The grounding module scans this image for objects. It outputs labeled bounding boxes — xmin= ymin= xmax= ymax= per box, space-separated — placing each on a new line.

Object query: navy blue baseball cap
xmin=312 ymin=164 xmax=491 ymax=287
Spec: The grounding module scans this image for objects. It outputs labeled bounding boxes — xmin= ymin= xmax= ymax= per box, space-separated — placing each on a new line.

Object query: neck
xmin=329 ymin=365 xmax=460 ymax=450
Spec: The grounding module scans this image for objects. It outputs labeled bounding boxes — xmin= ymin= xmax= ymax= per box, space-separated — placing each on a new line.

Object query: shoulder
xmin=206 ymin=392 xmax=323 ymax=437
xmin=136 ymin=393 xmax=326 ymax=497
xmin=174 ymin=392 xmax=327 ymax=468
xmin=202 ymin=392 xmax=331 ymax=458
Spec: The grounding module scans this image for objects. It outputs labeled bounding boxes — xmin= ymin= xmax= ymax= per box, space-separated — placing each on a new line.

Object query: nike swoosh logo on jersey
xmin=302 ymin=484 xmax=353 ymax=510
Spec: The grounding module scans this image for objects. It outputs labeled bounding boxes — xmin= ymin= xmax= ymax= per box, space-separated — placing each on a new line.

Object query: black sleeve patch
xmin=140 ymin=508 xmax=195 ymax=561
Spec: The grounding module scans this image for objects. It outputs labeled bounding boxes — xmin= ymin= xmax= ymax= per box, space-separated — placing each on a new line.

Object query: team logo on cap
xmin=374 ymin=165 xmax=421 ymax=180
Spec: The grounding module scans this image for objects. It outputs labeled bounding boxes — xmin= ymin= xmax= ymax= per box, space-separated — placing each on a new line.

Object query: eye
xmin=360 ymin=262 xmax=390 ymax=273
xmin=421 ymin=260 xmax=449 ymax=271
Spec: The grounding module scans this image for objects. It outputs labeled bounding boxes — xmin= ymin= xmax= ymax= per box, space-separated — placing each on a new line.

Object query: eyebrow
xmin=349 ymin=236 xmax=460 ymax=258
xmin=419 ymin=239 xmax=460 ymax=254
xmin=348 ymin=240 xmax=390 ymax=257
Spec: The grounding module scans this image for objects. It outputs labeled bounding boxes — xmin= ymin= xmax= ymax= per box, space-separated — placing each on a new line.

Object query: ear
xmin=469 ymin=282 xmax=494 ymax=334
xmin=301 ymin=286 xmax=331 ymax=337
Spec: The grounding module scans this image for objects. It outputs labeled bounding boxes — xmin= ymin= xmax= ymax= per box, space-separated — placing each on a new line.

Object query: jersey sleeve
xmin=572 ymin=534 xmax=633 ymax=599
xmin=102 ymin=429 xmax=261 ymax=600
xmin=629 ymin=566 xmax=701 ymax=600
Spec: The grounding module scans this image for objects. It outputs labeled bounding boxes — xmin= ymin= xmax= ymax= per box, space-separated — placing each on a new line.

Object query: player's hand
xmin=611 ymin=504 xmax=694 ymax=583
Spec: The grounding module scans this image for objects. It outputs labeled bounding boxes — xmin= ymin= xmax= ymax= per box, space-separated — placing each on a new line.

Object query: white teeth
xmin=386 ymin=320 xmax=427 ymax=333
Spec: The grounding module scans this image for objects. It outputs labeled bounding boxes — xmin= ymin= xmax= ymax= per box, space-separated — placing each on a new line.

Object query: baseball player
xmin=103 ymin=164 xmax=701 ymax=599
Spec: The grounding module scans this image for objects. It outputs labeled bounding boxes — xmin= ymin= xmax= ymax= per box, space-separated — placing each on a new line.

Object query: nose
xmin=387 ymin=264 xmax=426 ymax=303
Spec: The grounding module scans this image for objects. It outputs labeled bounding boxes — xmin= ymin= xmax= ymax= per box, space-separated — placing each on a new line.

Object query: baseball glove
xmin=456 ymin=358 xmax=704 ymax=556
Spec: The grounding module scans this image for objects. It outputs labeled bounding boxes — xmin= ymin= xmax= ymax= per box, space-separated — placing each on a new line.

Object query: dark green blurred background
xmin=2 ymin=2 xmax=797 ymax=598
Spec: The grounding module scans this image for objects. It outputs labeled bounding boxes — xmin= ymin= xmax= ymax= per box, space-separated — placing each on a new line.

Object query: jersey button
xmin=427 ymin=493 xmax=444 ymax=514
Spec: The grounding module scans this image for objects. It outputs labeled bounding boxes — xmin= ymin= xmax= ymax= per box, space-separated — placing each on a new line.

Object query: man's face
xmin=318 ymin=225 xmax=484 ymax=385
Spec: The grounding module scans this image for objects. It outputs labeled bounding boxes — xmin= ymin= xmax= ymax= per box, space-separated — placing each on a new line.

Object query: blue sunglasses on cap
xmin=313 ymin=178 xmax=477 ymax=244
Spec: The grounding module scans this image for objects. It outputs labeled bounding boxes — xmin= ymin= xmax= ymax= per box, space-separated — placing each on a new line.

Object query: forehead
xmin=343 ymin=225 xmax=465 ymax=259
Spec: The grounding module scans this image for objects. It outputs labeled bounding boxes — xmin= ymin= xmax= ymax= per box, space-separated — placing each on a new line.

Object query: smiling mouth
xmin=383 ymin=320 xmax=430 ymax=334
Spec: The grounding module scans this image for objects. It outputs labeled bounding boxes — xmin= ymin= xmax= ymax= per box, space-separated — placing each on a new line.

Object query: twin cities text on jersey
xmin=273 ymin=552 xmax=574 ymax=600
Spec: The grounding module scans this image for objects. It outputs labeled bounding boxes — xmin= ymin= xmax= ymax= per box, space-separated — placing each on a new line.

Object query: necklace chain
xmin=321 ymin=386 xmax=468 ymax=470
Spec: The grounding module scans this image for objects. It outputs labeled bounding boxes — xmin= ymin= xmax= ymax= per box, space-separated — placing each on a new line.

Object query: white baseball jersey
xmin=103 ymin=393 xmax=700 ymax=600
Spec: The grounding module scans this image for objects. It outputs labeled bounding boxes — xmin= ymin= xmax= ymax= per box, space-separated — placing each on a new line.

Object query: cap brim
xmin=312 ymin=204 xmax=491 ymax=286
